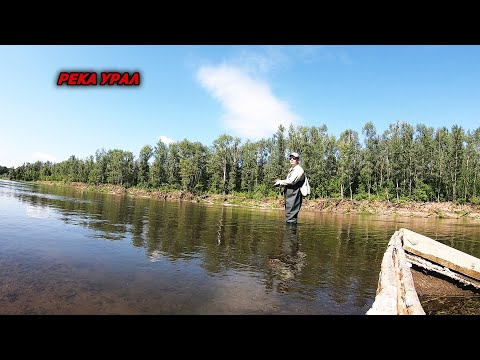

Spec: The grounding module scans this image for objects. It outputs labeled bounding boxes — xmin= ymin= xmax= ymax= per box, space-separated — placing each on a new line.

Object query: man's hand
xmin=274 ymin=180 xmax=281 ymax=186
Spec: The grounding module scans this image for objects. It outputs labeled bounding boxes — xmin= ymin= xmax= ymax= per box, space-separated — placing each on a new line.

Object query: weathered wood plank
xmin=367 ymin=230 xmax=425 ymax=315
xmin=406 ymin=252 xmax=480 ymax=290
xmin=401 ymin=228 xmax=480 ymax=281
xmin=366 ymin=231 xmax=399 ymax=314
xmin=395 ymin=238 xmax=425 ymax=315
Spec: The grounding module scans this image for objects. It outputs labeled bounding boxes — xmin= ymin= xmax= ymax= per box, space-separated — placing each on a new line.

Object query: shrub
xmin=470 ymin=196 xmax=480 ymax=205
xmin=412 ymin=181 xmax=433 ymax=202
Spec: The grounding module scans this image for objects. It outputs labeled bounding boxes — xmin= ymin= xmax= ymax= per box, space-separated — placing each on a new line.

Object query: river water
xmin=1 ymin=179 xmax=479 ymax=315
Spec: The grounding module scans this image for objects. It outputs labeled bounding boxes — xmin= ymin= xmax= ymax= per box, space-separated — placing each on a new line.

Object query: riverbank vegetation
xmin=5 ymin=121 xmax=480 ymax=215
xmin=20 ymin=180 xmax=480 ymax=220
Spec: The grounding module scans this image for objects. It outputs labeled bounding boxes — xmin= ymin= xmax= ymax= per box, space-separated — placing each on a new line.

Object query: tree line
xmin=6 ymin=121 xmax=480 ymax=204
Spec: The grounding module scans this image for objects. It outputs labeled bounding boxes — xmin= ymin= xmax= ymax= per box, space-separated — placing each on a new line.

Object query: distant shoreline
xmin=34 ymin=180 xmax=480 ymax=220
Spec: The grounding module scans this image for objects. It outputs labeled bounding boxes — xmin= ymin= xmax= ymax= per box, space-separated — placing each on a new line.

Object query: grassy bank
xmin=36 ymin=180 xmax=480 ymax=220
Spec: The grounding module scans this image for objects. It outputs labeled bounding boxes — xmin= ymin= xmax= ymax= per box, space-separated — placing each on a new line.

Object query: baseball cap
xmin=289 ymin=152 xmax=300 ymax=159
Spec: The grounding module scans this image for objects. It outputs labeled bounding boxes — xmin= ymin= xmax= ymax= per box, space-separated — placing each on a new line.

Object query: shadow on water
xmin=1 ymin=179 xmax=480 ymax=314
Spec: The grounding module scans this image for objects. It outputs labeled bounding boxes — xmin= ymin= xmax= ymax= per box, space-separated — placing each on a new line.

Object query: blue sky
xmin=1 ymin=45 xmax=480 ymax=168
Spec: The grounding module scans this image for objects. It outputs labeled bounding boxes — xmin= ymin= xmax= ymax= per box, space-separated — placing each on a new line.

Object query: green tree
xmin=207 ymin=134 xmax=233 ymax=194
xmin=361 ymin=121 xmax=378 ymax=200
xmin=228 ymin=137 xmax=241 ymax=193
xmin=413 ymin=124 xmax=435 ymax=201
xmin=337 ymin=129 xmax=360 ymax=199
xmin=165 ymin=142 xmax=181 ymax=188
xmin=149 ymin=140 xmax=168 ymax=187
xmin=137 ymin=144 xmax=153 ymax=186
xmin=177 ymin=139 xmax=207 ymax=193
xmin=433 ymin=127 xmax=449 ymax=201
xmin=447 ymin=125 xmax=464 ymax=201
xmin=264 ymin=125 xmax=287 ymax=188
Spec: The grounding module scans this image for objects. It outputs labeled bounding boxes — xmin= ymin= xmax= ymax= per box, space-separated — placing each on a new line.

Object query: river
xmin=1 ymin=179 xmax=479 ymax=314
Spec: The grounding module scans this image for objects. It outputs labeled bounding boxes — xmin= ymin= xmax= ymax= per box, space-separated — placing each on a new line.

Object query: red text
xmin=57 ymin=72 xmax=97 ymax=86
xmin=56 ymin=71 xmax=141 ymax=86
xmin=100 ymin=72 xmax=140 ymax=86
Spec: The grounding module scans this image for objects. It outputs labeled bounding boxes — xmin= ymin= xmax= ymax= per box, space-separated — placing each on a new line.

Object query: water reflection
xmin=26 ymin=204 xmax=52 ymax=219
xmin=268 ymin=223 xmax=306 ymax=293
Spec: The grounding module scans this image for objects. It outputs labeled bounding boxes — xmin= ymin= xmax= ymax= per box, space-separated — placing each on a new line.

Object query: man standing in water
xmin=274 ymin=152 xmax=306 ymax=224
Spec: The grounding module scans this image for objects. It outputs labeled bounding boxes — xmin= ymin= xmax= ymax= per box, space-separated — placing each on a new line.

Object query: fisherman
xmin=274 ymin=152 xmax=306 ymax=224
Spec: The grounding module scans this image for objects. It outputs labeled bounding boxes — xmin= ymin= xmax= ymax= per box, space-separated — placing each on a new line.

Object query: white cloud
xmin=159 ymin=135 xmax=175 ymax=145
xmin=32 ymin=151 xmax=57 ymax=163
xmin=233 ymin=46 xmax=350 ymax=73
xmin=196 ymin=64 xmax=300 ymax=140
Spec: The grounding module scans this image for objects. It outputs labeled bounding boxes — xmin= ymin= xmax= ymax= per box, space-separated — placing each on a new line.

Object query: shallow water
xmin=1 ymin=179 xmax=479 ymax=314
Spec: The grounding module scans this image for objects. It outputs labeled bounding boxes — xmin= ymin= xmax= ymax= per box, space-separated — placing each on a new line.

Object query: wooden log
xmin=366 ymin=231 xmax=422 ymax=315
xmin=367 ymin=230 xmax=426 ymax=315
xmin=366 ymin=232 xmax=398 ymax=314
xmin=395 ymin=245 xmax=408 ymax=315
xmin=395 ymin=237 xmax=425 ymax=315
